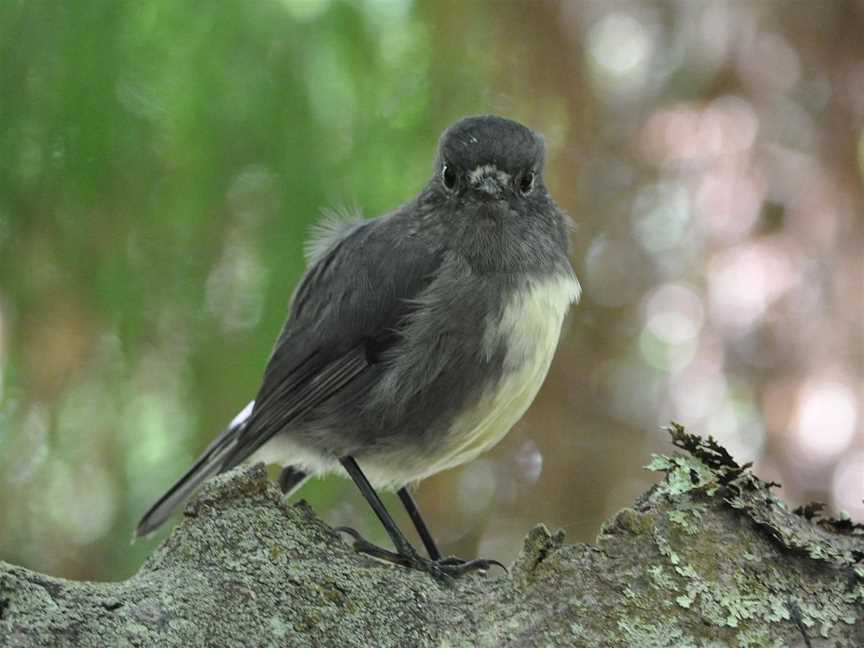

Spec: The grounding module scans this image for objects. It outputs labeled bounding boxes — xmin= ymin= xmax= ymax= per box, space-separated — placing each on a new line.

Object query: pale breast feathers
xmin=427 ymin=272 xmax=581 ymax=478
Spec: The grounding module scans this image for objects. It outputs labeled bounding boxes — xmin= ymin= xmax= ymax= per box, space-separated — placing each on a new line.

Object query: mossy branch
xmin=2 ymin=424 xmax=863 ymax=647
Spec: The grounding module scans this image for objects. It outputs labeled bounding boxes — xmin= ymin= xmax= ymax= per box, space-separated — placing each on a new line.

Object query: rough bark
xmin=1 ymin=425 xmax=862 ymax=647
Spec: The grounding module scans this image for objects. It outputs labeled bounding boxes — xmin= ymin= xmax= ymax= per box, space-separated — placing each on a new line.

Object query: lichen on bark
xmin=1 ymin=424 xmax=862 ymax=647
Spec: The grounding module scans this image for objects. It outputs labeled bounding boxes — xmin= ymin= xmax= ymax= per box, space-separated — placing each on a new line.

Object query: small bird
xmin=136 ymin=115 xmax=580 ymax=578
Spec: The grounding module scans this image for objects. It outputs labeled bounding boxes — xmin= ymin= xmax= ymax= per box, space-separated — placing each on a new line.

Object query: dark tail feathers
xmin=135 ymin=420 xmax=242 ymax=537
xmin=135 ymin=402 xmax=312 ymax=538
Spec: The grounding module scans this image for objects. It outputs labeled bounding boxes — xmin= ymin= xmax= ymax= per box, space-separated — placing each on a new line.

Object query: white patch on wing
xmin=304 ymin=206 xmax=364 ymax=265
xmin=229 ymin=400 xmax=255 ymax=430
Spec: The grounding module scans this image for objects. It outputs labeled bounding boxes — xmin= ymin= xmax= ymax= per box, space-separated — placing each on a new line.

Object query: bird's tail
xmin=135 ymin=402 xmax=254 ymax=538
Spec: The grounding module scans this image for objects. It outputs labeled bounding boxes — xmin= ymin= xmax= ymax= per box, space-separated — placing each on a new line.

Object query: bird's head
xmin=431 ymin=115 xmax=547 ymax=211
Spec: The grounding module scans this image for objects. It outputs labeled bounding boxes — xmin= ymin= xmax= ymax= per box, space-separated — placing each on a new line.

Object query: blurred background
xmin=1 ymin=0 xmax=862 ymax=582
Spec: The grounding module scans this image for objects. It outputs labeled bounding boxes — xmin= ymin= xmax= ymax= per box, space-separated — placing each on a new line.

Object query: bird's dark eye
xmin=442 ymin=164 xmax=458 ymax=191
xmin=518 ymin=171 xmax=535 ymax=195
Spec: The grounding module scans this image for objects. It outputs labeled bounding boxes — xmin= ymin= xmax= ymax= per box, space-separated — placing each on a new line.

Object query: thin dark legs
xmin=278 ymin=459 xmax=440 ymax=560
xmin=339 ymin=456 xmax=417 ymax=558
xmin=397 ymin=486 xmax=441 ymax=560
xmin=278 ymin=466 xmax=308 ymax=495
xmin=337 ymin=456 xmax=504 ymax=579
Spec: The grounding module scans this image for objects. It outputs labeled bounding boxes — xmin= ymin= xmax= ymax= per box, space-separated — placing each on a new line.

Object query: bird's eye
xmin=442 ymin=164 xmax=458 ymax=191
xmin=518 ymin=171 xmax=535 ymax=195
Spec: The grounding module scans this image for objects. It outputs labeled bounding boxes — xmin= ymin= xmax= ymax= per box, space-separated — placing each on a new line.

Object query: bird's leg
xmin=277 ymin=466 xmax=308 ymax=495
xmin=336 ymin=457 xmax=503 ymax=580
xmin=397 ymin=485 xmax=509 ymax=571
xmin=338 ymin=457 xmax=416 ymax=558
xmin=397 ymin=487 xmax=441 ymax=560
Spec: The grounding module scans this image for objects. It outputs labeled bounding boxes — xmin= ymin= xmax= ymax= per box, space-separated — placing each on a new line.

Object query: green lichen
xmin=616 ymin=617 xmax=688 ymax=648
xmin=646 ymin=454 xmax=719 ymax=498
xmin=647 ymin=565 xmax=678 ymax=591
xmin=269 ymin=616 xmax=288 ymax=638
xmin=637 ymin=424 xmax=863 ymax=644
xmin=667 ymin=501 xmax=707 ymax=535
xmin=607 ymin=507 xmax=656 ymax=537
xmin=653 ymin=526 xmax=681 ymax=566
xmin=645 ymin=505 xmax=859 ymax=638
xmin=735 ymin=627 xmax=785 ymax=648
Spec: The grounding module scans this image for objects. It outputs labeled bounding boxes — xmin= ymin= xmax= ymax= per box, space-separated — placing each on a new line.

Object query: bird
xmin=136 ymin=115 xmax=580 ymax=579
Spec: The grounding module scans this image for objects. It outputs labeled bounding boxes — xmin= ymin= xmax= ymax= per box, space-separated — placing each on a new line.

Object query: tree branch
xmin=2 ymin=424 xmax=863 ymax=647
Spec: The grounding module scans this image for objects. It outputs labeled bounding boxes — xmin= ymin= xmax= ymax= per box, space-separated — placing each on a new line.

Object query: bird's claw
xmin=334 ymin=526 xmax=505 ymax=581
xmin=437 ymin=554 xmax=508 ymax=574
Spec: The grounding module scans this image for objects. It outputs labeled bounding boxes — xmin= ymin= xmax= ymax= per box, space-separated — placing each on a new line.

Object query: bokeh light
xmin=792 ymin=379 xmax=859 ymax=466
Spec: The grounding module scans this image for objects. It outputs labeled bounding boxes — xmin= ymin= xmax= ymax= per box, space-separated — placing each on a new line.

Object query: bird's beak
xmin=476 ymin=175 xmax=500 ymax=196
xmin=469 ymin=165 xmax=507 ymax=197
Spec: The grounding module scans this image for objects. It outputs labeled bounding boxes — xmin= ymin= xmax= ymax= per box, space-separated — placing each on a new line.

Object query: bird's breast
xmin=423 ymin=270 xmax=581 ymax=478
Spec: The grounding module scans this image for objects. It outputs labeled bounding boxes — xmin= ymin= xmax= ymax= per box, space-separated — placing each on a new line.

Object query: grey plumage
xmin=136 ymin=115 xmax=579 ymax=538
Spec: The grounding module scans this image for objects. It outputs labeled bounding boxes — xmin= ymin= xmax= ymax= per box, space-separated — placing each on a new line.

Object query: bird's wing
xmin=219 ymin=212 xmax=442 ymax=469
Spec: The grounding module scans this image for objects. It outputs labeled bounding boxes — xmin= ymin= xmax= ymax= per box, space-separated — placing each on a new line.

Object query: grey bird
xmin=136 ymin=115 xmax=580 ymax=578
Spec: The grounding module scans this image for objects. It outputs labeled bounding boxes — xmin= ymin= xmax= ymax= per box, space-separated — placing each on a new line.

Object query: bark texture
xmin=1 ymin=425 xmax=863 ymax=647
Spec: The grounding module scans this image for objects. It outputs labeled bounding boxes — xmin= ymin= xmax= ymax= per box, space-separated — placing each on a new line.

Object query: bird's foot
xmin=334 ymin=526 xmax=505 ymax=582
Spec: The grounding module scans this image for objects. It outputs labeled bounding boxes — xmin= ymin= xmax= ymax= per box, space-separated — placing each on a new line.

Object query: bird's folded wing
xmin=219 ymin=213 xmax=443 ymax=470
xmin=218 ymin=346 xmax=368 ymax=468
